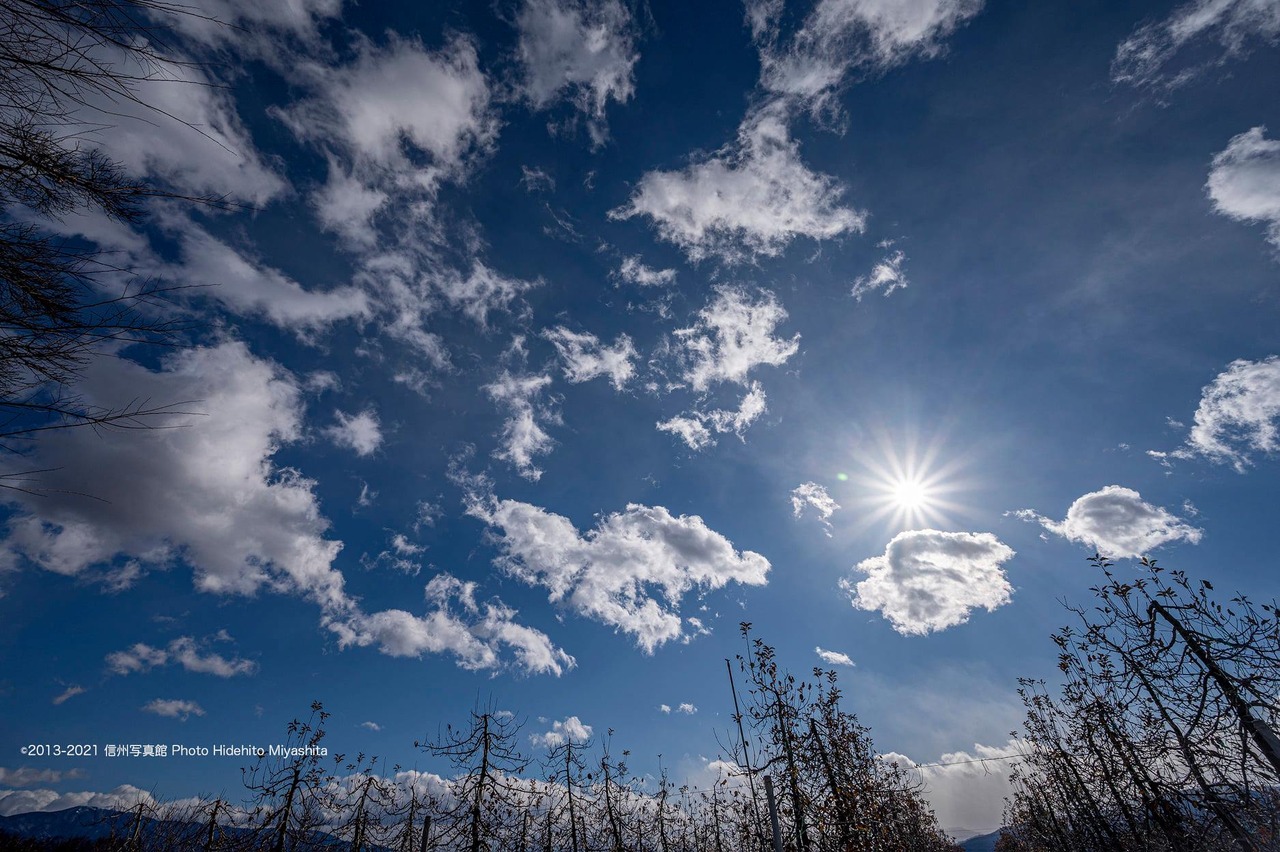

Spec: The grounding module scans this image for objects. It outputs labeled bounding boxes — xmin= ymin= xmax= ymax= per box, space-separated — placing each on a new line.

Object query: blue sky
xmin=2 ymin=0 xmax=1280 ymax=834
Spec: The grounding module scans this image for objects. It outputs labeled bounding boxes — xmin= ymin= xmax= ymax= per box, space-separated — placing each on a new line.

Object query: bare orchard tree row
xmin=92 ymin=643 xmax=963 ymax=852
xmin=999 ymin=556 xmax=1280 ymax=852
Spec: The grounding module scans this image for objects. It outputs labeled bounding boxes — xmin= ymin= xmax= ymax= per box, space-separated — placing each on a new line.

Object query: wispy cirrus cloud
xmin=1113 ymin=0 xmax=1280 ymax=91
xmin=751 ymin=0 xmax=985 ymax=110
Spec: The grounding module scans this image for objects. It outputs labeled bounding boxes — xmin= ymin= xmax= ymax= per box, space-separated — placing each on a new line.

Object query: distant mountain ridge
xmin=959 ymin=828 xmax=1005 ymax=850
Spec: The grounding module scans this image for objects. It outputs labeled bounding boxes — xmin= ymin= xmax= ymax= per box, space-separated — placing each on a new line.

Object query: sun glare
xmin=892 ymin=477 xmax=929 ymax=510
xmin=839 ymin=431 xmax=970 ymax=531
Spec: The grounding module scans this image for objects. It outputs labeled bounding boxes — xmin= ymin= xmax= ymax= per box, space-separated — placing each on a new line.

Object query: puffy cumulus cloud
xmin=325 ymin=409 xmax=383 ymax=457
xmin=1013 ymin=486 xmax=1203 ymax=559
xmin=328 ymin=572 xmax=575 ymax=676
xmin=844 ymin=530 xmax=1014 ymax=635
xmin=615 ymin=256 xmax=677 ymax=287
xmin=658 ymin=703 xmax=672 ymax=713
xmin=0 ymin=785 xmax=155 ymax=818
xmin=360 ymin=721 xmax=382 ymax=731
xmin=1207 ymin=127 xmax=1280 ymax=249
xmin=0 ymin=767 xmax=83 ymax=787
xmin=0 ymin=342 xmax=347 ymax=610
xmin=106 ymin=636 xmax=257 ymax=678
xmin=530 ymin=715 xmax=593 ymax=749
xmin=815 ymin=646 xmax=855 ymax=666
xmin=1113 ymin=0 xmax=1280 ymax=90
xmin=516 ymin=0 xmax=639 ymax=145
xmin=754 ymin=0 xmax=983 ymax=108
xmin=544 ymin=327 xmax=637 ymax=390
xmin=483 ymin=372 xmax=561 ymax=480
xmin=142 ymin=699 xmax=206 ymax=720
xmin=277 ymin=34 xmax=495 ymax=236
xmin=792 ymin=482 xmax=841 ymax=536
xmin=610 ymin=107 xmax=865 ymax=264
xmin=851 ymin=249 xmax=909 ymax=301
xmin=677 ymin=703 xmax=698 ymax=715
xmin=466 ymin=494 xmax=770 ymax=652
xmin=658 ymin=382 xmax=767 ymax=450
xmin=674 ymin=286 xmax=800 ymax=391
xmin=881 ymin=741 xmax=1018 ymax=835
xmin=1172 ymin=356 xmax=1280 ymax=470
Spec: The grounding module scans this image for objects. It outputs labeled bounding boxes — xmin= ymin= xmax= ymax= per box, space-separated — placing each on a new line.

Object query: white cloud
xmin=792 ymin=482 xmax=841 ymax=536
xmin=168 ymin=223 xmax=371 ymax=333
xmin=516 ymin=0 xmax=638 ymax=145
xmin=658 ymin=382 xmax=768 ymax=450
xmin=74 ymin=46 xmax=285 ymax=205
xmin=544 ymin=328 xmax=637 ymax=390
xmin=845 ymin=530 xmax=1014 ymax=635
xmin=610 ymin=106 xmax=865 ymax=263
xmin=677 ymin=703 xmax=698 ymax=715
xmin=431 ymin=262 xmax=541 ymax=327
xmin=882 ymin=740 xmax=1018 ymax=835
xmin=815 ymin=646 xmax=855 ymax=666
xmin=1013 ymin=485 xmax=1203 ymax=559
xmin=658 ymin=704 xmax=672 ymax=713
xmin=360 ymin=721 xmax=382 ymax=732
xmin=0 ymin=785 xmax=155 ymax=818
xmin=520 ymin=165 xmax=556 ymax=192
xmin=1207 ymin=127 xmax=1280 ymax=249
xmin=530 ymin=715 xmax=594 ymax=748
xmin=0 ymin=342 xmax=348 ymax=610
xmin=483 ymin=372 xmax=560 ymax=480
xmin=51 ymin=686 xmax=86 ymax=706
xmin=106 ymin=636 xmax=257 ymax=678
xmin=851 ymin=249 xmax=909 ymax=300
xmin=329 ymin=572 xmax=575 ymax=676
xmin=1172 ymin=356 xmax=1280 ymax=470
xmin=278 ymin=34 xmax=495 ymax=235
xmin=674 ymin=286 xmax=800 ymax=391
xmin=325 ymin=409 xmax=384 ymax=457
xmin=286 ymin=34 xmax=494 ymax=174
xmin=466 ymin=493 xmax=770 ymax=652
xmin=616 ymin=256 xmax=677 ymax=287
xmin=1113 ymin=0 xmax=1280 ymax=90
xmin=142 ymin=699 xmax=206 ymax=720
xmin=312 ymin=159 xmax=389 ymax=248
xmin=754 ymin=0 xmax=984 ymax=107
xmin=162 ymin=0 xmax=343 ymax=47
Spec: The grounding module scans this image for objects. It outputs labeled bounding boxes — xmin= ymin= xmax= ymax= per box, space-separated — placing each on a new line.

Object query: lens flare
xmin=845 ymin=430 xmax=970 ymax=532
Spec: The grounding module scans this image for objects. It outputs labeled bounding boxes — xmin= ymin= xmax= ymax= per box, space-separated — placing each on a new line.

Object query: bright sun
xmin=840 ymin=432 xmax=969 ymax=531
xmin=892 ymin=477 xmax=929 ymax=509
